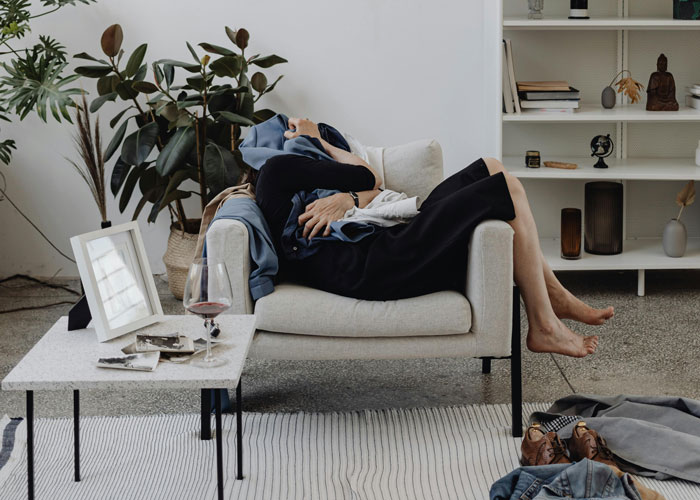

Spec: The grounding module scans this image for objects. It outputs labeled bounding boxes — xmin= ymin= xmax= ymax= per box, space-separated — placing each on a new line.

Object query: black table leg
xmin=236 ymin=379 xmax=243 ymax=480
xmin=27 ymin=390 xmax=34 ymax=500
xmin=201 ymin=389 xmax=212 ymax=440
xmin=74 ymin=390 xmax=80 ymax=482
xmin=214 ymin=389 xmax=224 ymax=500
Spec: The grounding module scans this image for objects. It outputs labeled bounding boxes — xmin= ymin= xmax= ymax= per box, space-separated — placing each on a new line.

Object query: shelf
xmin=503 ymin=104 xmax=700 ymax=123
xmin=542 ymin=237 xmax=700 ymax=271
xmin=504 ymin=157 xmax=700 ymax=180
xmin=504 ymin=17 xmax=700 ymax=30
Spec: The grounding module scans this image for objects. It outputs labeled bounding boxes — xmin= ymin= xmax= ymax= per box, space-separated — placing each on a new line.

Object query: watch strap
xmin=349 ymin=191 xmax=359 ymax=207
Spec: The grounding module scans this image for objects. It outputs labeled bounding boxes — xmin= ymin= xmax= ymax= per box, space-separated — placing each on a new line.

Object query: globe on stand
xmin=590 ymin=134 xmax=614 ymax=169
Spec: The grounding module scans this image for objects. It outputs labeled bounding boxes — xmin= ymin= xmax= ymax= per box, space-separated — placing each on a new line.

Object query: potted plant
xmin=663 ymin=180 xmax=695 ymax=258
xmin=75 ymin=25 xmax=286 ymax=298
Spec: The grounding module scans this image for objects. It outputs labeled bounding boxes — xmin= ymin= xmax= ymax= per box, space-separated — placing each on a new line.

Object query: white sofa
xmin=206 ymin=139 xmax=523 ymax=437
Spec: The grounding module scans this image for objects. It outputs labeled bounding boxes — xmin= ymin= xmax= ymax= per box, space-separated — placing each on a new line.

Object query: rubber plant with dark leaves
xmin=0 ymin=0 xmax=96 ymax=164
xmin=75 ymin=24 xmax=285 ymax=234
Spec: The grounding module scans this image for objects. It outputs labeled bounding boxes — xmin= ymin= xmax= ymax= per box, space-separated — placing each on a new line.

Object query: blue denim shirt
xmin=489 ymin=459 xmax=643 ymax=500
xmin=281 ymin=189 xmax=381 ymax=260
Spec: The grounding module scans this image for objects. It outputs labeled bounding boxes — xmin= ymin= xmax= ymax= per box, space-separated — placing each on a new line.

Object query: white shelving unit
xmin=500 ymin=0 xmax=700 ymax=296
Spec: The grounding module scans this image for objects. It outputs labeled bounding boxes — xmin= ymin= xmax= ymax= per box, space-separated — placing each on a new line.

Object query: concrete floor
xmin=0 ymin=271 xmax=699 ymax=419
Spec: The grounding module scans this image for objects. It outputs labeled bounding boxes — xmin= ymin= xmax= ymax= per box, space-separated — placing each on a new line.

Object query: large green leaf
xmin=101 ymin=24 xmax=123 ymax=57
xmin=89 ymin=92 xmax=117 ymax=112
xmin=109 ymin=107 xmax=132 ymax=128
xmin=74 ymin=65 xmax=112 ymax=78
xmin=237 ymin=91 xmax=254 ymax=120
xmin=115 ymin=80 xmax=139 ymax=100
xmin=155 ymin=59 xmax=201 ymax=73
xmin=74 ymin=52 xmax=109 ymax=65
xmin=253 ymin=108 xmax=276 ymax=124
xmin=2 ymin=57 xmax=81 ymax=122
xmin=203 ymin=142 xmax=240 ymax=196
xmin=155 ymin=126 xmax=196 ymax=176
xmin=121 ymin=121 xmax=159 ymax=166
xmin=209 ymin=56 xmax=242 ymax=78
xmin=110 ymin=156 xmax=131 ymax=195
xmin=215 ymin=111 xmax=255 ymax=126
xmin=198 ymin=42 xmax=235 ymax=56
xmin=104 ymin=118 xmax=129 ymax=162
xmin=132 ymin=81 xmax=158 ymax=94
xmin=97 ymin=74 xmax=119 ymax=95
xmin=125 ymin=43 xmax=148 ymax=78
xmin=119 ymin=162 xmax=147 ymax=213
xmin=251 ymin=55 xmax=287 ymax=68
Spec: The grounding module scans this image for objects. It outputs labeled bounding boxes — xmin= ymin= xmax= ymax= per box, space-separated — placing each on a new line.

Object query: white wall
xmin=0 ymin=0 xmax=498 ymax=277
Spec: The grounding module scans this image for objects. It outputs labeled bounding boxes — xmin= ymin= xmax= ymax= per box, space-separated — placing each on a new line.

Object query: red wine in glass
xmin=183 ymin=259 xmax=232 ymax=368
xmin=186 ymin=302 xmax=230 ymax=319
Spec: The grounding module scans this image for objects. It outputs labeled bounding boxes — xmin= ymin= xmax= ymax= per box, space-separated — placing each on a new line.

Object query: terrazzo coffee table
xmin=1 ymin=314 xmax=256 ymax=500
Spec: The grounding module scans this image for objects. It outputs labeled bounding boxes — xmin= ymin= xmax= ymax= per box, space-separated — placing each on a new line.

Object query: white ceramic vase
xmin=662 ymin=218 xmax=687 ymax=258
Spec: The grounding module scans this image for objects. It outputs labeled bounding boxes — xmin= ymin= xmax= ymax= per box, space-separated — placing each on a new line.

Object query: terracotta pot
xmin=163 ymin=219 xmax=201 ymax=299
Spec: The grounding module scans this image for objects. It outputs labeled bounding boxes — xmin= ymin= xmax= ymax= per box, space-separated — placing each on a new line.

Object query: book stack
xmin=517 ymin=81 xmax=581 ymax=113
xmin=685 ymin=84 xmax=700 ymax=111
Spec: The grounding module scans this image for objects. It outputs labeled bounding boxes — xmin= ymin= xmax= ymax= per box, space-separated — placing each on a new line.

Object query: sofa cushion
xmin=254 ymin=283 xmax=471 ymax=338
xmin=344 ymin=135 xmax=444 ymax=205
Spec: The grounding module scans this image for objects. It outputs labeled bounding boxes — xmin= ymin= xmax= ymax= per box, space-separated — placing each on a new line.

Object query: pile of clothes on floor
xmin=490 ymin=394 xmax=700 ymax=500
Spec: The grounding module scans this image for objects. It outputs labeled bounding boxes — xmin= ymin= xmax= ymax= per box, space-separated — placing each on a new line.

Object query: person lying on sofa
xmin=253 ymin=117 xmax=613 ymax=358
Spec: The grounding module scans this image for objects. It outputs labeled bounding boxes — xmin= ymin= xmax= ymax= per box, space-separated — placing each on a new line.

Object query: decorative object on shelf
xmin=663 ymin=180 xmax=695 ymax=257
xmin=673 ymin=0 xmax=700 ymax=20
xmin=527 ymin=0 xmax=544 ymax=19
xmin=569 ymin=0 xmax=589 ymax=19
xmin=602 ymin=70 xmax=644 ymax=109
xmin=696 ymin=140 xmax=700 ymax=166
xmin=69 ymin=221 xmax=164 ymax=342
xmin=544 ymin=161 xmax=578 ymax=170
xmin=75 ymin=24 xmax=287 ymax=298
xmin=561 ymin=208 xmax=582 ymax=259
xmin=590 ymin=134 xmax=614 ymax=169
xmin=585 ymin=182 xmax=623 ymax=255
xmin=646 ymin=54 xmax=679 ymax=111
xmin=525 ymin=150 xmax=541 ymax=168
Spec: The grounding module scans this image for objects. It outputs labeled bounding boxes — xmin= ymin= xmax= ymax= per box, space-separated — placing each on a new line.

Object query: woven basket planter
xmin=163 ymin=220 xmax=200 ymax=300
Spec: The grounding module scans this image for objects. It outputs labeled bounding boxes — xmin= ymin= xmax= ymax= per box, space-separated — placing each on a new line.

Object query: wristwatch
xmin=349 ymin=191 xmax=359 ymax=207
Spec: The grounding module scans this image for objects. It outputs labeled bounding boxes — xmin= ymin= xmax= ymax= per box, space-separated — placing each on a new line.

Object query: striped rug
xmin=0 ymin=404 xmax=698 ymax=499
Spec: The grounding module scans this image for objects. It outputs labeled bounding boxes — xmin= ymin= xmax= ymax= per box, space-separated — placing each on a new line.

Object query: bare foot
xmin=548 ymin=286 xmax=614 ymax=326
xmin=526 ymin=318 xmax=598 ymax=358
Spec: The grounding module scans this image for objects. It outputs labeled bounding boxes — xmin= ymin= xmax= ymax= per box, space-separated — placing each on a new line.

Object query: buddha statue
xmin=646 ymin=54 xmax=679 ymax=111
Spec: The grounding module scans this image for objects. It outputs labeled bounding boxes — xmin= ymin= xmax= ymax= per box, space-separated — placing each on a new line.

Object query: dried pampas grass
xmin=676 ymin=180 xmax=696 ymax=221
xmin=68 ymin=92 xmax=107 ymax=223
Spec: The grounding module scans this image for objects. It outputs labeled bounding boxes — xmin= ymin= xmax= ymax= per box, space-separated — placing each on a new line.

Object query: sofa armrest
xmin=205 ymin=219 xmax=254 ymax=314
xmin=465 ymin=220 xmax=514 ymax=357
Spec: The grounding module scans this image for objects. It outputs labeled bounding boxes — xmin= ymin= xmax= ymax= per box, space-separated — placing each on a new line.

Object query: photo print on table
xmin=135 ymin=333 xmax=194 ymax=353
xmin=96 ymin=352 xmax=160 ymax=371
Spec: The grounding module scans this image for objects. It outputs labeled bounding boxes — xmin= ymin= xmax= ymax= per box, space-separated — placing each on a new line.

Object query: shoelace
xmin=550 ymin=436 xmax=569 ymax=459
xmin=593 ymin=434 xmax=615 ymax=461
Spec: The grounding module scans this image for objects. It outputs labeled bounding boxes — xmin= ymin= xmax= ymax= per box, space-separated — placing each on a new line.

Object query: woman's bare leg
xmin=541 ymin=256 xmax=614 ymax=325
xmin=482 ymin=158 xmax=598 ymax=357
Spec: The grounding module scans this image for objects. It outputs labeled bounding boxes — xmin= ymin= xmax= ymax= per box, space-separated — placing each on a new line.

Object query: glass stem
xmin=205 ymin=319 xmax=212 ymax=361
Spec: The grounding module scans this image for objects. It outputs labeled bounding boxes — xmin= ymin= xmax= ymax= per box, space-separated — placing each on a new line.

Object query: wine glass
xmin=183 ymin=258 xmax=232 ymax=368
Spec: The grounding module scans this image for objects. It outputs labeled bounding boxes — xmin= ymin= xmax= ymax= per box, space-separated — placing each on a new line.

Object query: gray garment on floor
xmin=530 ymin=394 xmax=700 ymax=483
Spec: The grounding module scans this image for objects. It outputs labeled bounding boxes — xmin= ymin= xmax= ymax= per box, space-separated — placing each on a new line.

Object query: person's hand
xmin=284 ymin=117 xmax=321 ymax=141
xmin=298 ymin=193 xmax=354 ymax=239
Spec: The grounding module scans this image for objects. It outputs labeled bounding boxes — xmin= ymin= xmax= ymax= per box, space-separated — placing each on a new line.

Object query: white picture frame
xmin=70 ymin=221 xmax=164 ymax=342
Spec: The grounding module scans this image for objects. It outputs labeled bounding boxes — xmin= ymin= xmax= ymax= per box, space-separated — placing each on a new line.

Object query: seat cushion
xmin=254 ymin=283 xmax=471 ymax=338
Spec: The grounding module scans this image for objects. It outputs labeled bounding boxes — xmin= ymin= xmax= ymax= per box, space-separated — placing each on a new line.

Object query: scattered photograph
xmin=96 ymin=352 xmax=160 ymax=371
xmin=135 ymin=333 xmax=194 ymax=353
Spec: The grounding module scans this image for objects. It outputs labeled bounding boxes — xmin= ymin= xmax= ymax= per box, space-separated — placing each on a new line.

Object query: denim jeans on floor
xmin=490 ymin=459 xmax=643 ymax=500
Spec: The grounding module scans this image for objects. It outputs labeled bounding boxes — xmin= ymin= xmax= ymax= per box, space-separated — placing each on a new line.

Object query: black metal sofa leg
xmin=511 ymin=285 xmax=523 ymax=438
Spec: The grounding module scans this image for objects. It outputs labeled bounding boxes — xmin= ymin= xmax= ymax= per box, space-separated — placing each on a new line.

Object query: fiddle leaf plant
xmin=76 ymin=24 xmax=285 ymax=232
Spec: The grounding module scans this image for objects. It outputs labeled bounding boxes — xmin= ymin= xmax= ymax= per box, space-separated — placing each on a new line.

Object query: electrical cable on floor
xmin=0 ymin=171 xmax=76 ymax=264
xmin=0 ymin=274 xmax=81 ymax=315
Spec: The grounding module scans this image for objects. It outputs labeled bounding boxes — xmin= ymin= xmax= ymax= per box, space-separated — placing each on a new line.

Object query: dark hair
xmin=241 ymin=166 xmax=259 ymax=187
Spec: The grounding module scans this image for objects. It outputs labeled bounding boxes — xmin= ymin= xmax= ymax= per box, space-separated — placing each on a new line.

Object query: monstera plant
xmin=0 ymin=0 xmax=96 ymax=164
xmin=76 ymin=24 xmax=286 ymax=297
